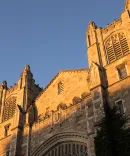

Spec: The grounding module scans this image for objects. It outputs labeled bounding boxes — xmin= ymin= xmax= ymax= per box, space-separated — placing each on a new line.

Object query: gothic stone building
xmin=1 ymin=1 xmax=130 ymax=156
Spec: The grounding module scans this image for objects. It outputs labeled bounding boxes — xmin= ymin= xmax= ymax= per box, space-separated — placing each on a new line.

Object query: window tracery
xmin=105 ymin=32 xmax=129 ymax=63
xmin=3 ymin=96 xmax=16 ymax=122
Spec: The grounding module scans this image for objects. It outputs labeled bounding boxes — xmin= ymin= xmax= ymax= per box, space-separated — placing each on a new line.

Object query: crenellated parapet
xmin=101 ymin=18 xmax=122 ymax=36
xmin=6 ymin=83 xmax=18 ymax=95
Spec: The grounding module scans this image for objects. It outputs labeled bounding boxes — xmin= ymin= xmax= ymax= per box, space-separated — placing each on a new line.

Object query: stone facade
xmin=1 ymin=1 xmax=130 ymax=156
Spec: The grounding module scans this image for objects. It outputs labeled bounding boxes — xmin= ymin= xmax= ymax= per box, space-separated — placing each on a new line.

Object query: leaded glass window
xmin=105 ymin=32 xmax=129 ymax=63
xmin=3 ymin=97 xmax=16 ymax=122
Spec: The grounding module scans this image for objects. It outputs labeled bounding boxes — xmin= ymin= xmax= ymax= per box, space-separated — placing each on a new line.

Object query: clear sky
xmin=0 ymin=0 xmax=125 ymax=88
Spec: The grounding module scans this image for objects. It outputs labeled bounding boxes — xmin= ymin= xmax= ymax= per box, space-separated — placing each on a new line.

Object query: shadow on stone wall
xmin=2 ymin=83 xmax=130 ymax=156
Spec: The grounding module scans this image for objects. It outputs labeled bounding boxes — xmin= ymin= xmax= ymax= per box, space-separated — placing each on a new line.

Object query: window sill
xmin=108 ymin=75 xmax=130 ymax=88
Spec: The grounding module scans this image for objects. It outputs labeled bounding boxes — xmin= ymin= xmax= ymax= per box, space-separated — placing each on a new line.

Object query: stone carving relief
xmin=45 ymin=107 xmax=51 ymax=119
xmin=72 ymin=96 xmax=82 ymax=105
xmin=57 ymin=103 xmax=67 ymax=110
xmin=52 ymin=110 xmax=61 ymax=124
xmin=87 ymin=62 xmax=101 ymax=89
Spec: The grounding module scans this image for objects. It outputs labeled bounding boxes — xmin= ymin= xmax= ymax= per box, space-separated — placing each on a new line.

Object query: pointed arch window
xmin=105 ymin=32 xmax=130 ymax=63
xmin=3 ymin=97 xmax=16 ymax=122
xmin=58 ymin=81 xmax=64 ymax=94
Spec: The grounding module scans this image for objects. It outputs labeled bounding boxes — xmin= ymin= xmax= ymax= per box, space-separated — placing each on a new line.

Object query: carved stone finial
xmin=24 ymin=65 xmax=30 ymax=72
xmin=1 ymin=80 xmax=7 ymax=89
xmin=88 ymin=21 xmax=97 ymax=29
xmin=126 ymin=0 xmax=130 ymax=5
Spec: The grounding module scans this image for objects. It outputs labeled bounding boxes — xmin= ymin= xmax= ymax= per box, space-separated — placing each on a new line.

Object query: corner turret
xmin=86 ymin=21 xmax=103 ymax=67
xmin=0 ymin=80 xmax=7 ymax=90
xmin=125 ymin=0 xmax=130 ymax=10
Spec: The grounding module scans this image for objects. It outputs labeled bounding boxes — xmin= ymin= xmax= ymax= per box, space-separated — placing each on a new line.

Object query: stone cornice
xmin=101 ymin=18 xmax=122 ymax=34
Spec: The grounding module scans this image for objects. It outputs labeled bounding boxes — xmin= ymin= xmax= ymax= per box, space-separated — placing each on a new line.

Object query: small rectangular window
xmin=58 ymin=81 xmax=64 ymax=95
xmin=6 ymin=151 xmax=9 ymax=156
xmin=4 ymin=124 xmax=10 ymax=137
xmin=115 ymin=99 xmax=124 ymax=114
xmin=117 ymin=64 xmax=127 ymax=79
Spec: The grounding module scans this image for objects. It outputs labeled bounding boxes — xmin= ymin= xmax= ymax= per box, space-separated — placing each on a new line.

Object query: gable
xmin=35 ymin=69 xmax=89 ymax=116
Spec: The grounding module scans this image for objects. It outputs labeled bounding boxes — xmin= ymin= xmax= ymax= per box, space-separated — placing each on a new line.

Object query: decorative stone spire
xmin=21 ymin=65 xmax=31 ymax=76
xmin=18 ymin=65 xmax=35 ymax=89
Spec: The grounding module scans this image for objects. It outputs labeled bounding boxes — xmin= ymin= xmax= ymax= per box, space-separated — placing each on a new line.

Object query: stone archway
xmin=31 ymin=131 xmax=88 ymax=156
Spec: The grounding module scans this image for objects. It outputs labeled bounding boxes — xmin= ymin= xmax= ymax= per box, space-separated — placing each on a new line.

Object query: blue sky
xmin=0 ymin=0 xmax=125 ymax=88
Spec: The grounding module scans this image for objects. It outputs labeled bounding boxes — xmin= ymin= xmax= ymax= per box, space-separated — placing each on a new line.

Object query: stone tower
xmin=0 ymin=65 xmax=42 ymax=156
xmin=86 ymin=0 xmax=130 ymax=68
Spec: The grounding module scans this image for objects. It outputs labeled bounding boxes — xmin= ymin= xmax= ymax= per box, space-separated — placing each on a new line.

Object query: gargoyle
xmin=17 ymin=104 xmax=32 ymax=114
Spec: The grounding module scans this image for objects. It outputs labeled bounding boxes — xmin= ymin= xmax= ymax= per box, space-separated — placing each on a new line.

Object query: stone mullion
xmin=12 ymin=98 xmax=16 ymax=117
xmin=59 ymin=145 xmax=62 ymax=156
xmin=63 ymin=144 xmax=65 ymax=156
xmin=53 ymin=149 xmax=55 ymax=156
xmin=5 ymin=102 xmax=9 ymax=121
xmin=55 ymin=147 xmax=57 ymax=156
xmin=118 ymin=33 xmax=124 ymax=56
xmin=9 ymin=102 xmax=12 ymax=119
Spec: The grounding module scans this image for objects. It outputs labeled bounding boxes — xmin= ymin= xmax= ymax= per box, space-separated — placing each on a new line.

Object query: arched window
xmin=3 ymin=97 xmax=16 ymax=122
xmin=58 ymin=81 xmax=64 ymax=94
xmin=105 ymin=32 xmax=129 ymax=63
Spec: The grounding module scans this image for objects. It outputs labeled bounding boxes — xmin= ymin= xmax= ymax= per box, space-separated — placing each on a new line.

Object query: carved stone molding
xmin=31 ymin=131 xmax=88 ymax=156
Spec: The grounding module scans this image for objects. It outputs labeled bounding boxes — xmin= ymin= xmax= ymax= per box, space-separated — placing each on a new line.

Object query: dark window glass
xmin=58 ymin=82 xmax=64 ymax=94
xmin=117 ymin=65 xmax=127 ymax=79
xmin=115 ymin=100 xmax=124 ymax=114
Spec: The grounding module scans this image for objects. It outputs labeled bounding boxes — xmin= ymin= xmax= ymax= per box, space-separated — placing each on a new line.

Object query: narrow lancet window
xmin=58 ymin=81 xmax=64 ymax=94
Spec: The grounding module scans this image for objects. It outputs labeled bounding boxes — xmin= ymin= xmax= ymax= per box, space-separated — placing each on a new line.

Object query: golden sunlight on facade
xmin=1 ymin=0 xmax=130 ymax=156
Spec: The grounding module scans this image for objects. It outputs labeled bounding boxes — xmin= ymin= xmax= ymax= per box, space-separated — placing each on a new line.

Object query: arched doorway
xmin=44 ymin=142 xmax=88 ymax=156
xmin=31 ymin=132 xmax=88 ymax=156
